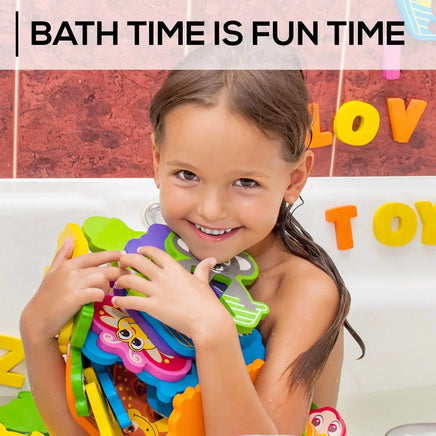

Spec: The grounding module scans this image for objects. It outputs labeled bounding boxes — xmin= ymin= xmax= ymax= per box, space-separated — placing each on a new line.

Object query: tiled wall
xmin=0 ymin=69 xmax=435 ymax=178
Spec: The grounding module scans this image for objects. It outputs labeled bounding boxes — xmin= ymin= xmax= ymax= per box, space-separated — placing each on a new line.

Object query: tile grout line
xmin=329 ymin=0 xmax=351 ymax=178
xmin=184 ymin=0 xmax=192 ymax=57
xmin=12 ymin=0 xmax=20 ymax=179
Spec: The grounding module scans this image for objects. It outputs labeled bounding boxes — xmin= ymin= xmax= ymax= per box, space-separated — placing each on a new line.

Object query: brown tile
xmin=306 ymin=70 xmax=340 ymax=177
xmin=333 ymin=70 xmax=436 ymax=176
xmin=0 ymin=71 xmax=14 ymax=178
xmin=17 ymin=70 xmax=168 ymax=178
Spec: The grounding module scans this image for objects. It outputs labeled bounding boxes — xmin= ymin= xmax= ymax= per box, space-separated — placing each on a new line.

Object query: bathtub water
xmin=0 ymin=177 xmax=435 ymax=435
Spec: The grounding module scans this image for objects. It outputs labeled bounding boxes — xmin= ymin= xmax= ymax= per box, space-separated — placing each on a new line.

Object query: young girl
xmin=20 ymin=68 xmax=364 ymax=436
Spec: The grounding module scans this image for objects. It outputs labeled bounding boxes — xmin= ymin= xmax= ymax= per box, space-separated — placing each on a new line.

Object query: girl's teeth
xmin=195 ymin=224 xmax=232 ymax=235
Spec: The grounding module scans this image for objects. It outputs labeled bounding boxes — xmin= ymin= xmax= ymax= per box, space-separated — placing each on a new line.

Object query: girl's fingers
xmin=71 ymin=250 xmax=124 ymax=269
xmin=112 ymin=295 xmax=151 ymax=313
xmin=118 ymin=252 xmax=161 ymax=280
xmin=194 ymin=257 xmax=217 ymax=282
xmin=77 ymin=287 xmax=106 ymax=306
xmin=49 ymin=237 xmax=75 ymax=272
xmin=113 ymin=273 xmax=153 ymax=297
xmin=137 ymin=245 xmax=178 ymax=269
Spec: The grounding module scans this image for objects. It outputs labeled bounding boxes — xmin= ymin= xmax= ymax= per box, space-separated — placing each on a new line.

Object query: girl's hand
xmin=21 ymin=237 xmax=129 ymax=341
xmin=112 ymin=246 xmax=234 ymax=342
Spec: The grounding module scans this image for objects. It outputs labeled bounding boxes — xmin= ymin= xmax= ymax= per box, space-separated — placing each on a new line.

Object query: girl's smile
xmin=151 ymin=97 xmax=305 ymax=263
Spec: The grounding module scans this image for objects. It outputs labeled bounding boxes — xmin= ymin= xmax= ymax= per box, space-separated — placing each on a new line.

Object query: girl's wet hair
xmin=149 ymin=67 xmax=365 ymax=394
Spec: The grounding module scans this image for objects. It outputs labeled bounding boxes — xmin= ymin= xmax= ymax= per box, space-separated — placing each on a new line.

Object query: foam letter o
xmin=334 ymin=101 xmax=380 ymax=146
xmin=373 ymin=202 xmax=417 ymax=246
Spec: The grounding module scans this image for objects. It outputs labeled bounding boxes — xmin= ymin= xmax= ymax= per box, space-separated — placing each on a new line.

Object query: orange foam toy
xmin=309 ymin=103 xmax=333 ymax=149
xmin=325 ymin=205 xmax=358 ymax=250
xmin=387 ymin=98 xmax=427 ymax=143
xmin=167 ymin=359 xmax=265 ymax=436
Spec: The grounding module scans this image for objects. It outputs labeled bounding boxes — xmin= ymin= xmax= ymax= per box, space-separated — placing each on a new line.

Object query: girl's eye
xmin=176 ymin=170 xmax=198 ymax=181
xmin=234 ymin=178 xmax=258 ymax=188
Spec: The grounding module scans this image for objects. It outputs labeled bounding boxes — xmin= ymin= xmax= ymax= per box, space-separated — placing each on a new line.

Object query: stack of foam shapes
xmin=57 ymin=218 xmax=268 ymax=434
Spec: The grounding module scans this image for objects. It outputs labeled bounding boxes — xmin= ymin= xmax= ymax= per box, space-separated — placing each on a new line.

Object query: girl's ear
xmin=151 ymin=133 xmax=160 ymax=188
xmin=284 ymin=150 xmax=314 ymax=204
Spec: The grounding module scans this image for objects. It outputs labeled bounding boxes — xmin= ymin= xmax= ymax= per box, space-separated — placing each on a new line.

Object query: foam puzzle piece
xmin=56 ymin=223 xmax=92 ymax=353
xmin=111 ymin=363 xmax=169 ymax=436
xmin=91 ymin=295 xmax=191 ymax=379
xmin=167 ymin=358 xmax=265 ymax=436
xmin=0 ymin=424 xmax=45 ymax=436
xmin=82 ymin=216 xmax=145 ymax=252
xmin=82 ymin=331 xmax=121 ymax=367
xmin=0 ymin=391 xmax=47 ymax=434
xmin=165 ymin=231 xmax=269 ymax=334
xmin=373 ymin=202 xmax=418 ymax=246
xmin=325 ymin=205 xmax=358 ymax=250
xmin=0 ymin=335 xmax=25 ymax=388
xmin=92 ymin=363 xmax=134 ymax=432
xmin=387 ymin=98 xmax=427 ymax=143
xmin=65 ymin=345 xmax=99 ymax=436
xmin=333 ymin=100 xmax=380 ymax=146
xmin=67 ymin=343 xmax=90 ymax=417
xmin=415 ymin=201 xmax=436 ymax=244
xmin=70 ymin=302 xmax=95 ymax=349
xmin=83 ymin=366 xmax=123 ymax=436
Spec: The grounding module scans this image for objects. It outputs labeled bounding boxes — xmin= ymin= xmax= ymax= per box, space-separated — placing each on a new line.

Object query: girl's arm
xmin=114 ymin=247 xmax=340 ymax=436
xmin=20 ymin=239 xmax=127 ymax=435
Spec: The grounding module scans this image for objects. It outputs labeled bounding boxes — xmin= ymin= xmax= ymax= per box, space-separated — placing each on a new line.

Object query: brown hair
xmin=149 ymin=68 xmax=365 ymax=394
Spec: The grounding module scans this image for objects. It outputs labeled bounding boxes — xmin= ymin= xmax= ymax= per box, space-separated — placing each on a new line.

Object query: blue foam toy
xmin=396 ymin=0 xmax=436 ymax=40
xmin=92 ymin=363 xmax=133 ymax=432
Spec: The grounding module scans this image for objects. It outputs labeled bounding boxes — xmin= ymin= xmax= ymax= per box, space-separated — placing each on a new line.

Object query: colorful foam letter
xmin=415 ymin=201 xmax=436 ymax=245
xmin=373 ymin=202 xmax=417 ymax=246
xmin=334 ymin=101 xmax=380 ymax=146
xmin=0 ymin=335 xmax=25 ymax=388
xmin=309 ymin=103 xmax=333 ymax=148
xmin=387 ymin=98 xmax=427 ymax=143
xmin=325 ymin=205 xmax=358 ymax=250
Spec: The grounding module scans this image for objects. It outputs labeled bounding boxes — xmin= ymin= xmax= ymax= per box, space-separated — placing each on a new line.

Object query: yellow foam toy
xmin=373 ymin=202 xmax=418 ymax=246
xmin=83 ymin=367 xmax=123 ymax=436
xmin=334 ymin=100 xmax=380 ymax=146
xmin=0 ymin=336 xmax=25 ymax=389
xmin=415 ymin=201 xmax=436 ymax=245
xmin=55 ymin=223 xmax=90 ymax=354
xmin=0 ymin=423 xmax=44 ymax=436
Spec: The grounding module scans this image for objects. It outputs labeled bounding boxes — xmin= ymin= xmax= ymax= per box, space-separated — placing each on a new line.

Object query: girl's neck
xmin=246 ymin=230 xmax=286 ymax=272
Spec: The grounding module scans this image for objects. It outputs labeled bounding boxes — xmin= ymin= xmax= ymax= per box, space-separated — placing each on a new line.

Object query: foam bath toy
xmin=0 ymin=335 xmax=25 ymax=388
xmin=325 ymin=205 xmax=358 ymax=250
xmin=0 ymin=391 xmax=47 ymax=434
xmin=56 ymin=223 xmax=93 ymax=354
xmin=309 ymin=103 xmax=333 ymax=149
xmin=333 ymin=100 xmax=380 ymax=146
xmin=415 ymin=201 xmax=436 ymax=245
xmin=306 ymin=406 xmax=347 ymax=435
xmin=66 ymin=343 xmax=90 ymax=417
xmin=83 ymin=366 xmax=123 ymax=436
xmin=373 ymin=202 xmax=418 ymax=246
xmin=82 ymin=216 xmax=144 ymax=252
xmin=167 ymin=359 xmax=265 ymax=436
xmin=0 ymin=424 xmax=45 ymax=436
xmin=387 ymin=98 xmax=427 ymax=143
xmin=92 ymin=363 xmax=134 ymax=432
xmin=90 ymin=295 xmax=191 ymax=379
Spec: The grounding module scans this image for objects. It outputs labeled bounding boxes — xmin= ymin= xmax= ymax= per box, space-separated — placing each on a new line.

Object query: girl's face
xmin=152 ymin=99 xmax=312 ymax=263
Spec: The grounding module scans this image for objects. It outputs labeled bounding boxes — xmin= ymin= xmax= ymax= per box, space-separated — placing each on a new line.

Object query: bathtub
xmin=0 ymin=177 xmax=435 ymax=435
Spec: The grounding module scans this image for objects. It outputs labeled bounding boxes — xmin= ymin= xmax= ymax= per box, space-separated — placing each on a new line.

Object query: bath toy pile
xmin=58 ymin=217 xmax=268 ymax=435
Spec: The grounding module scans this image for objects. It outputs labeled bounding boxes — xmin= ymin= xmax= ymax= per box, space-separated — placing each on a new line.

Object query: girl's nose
xmin=197 ymin=187 xmax=228 ymax=222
